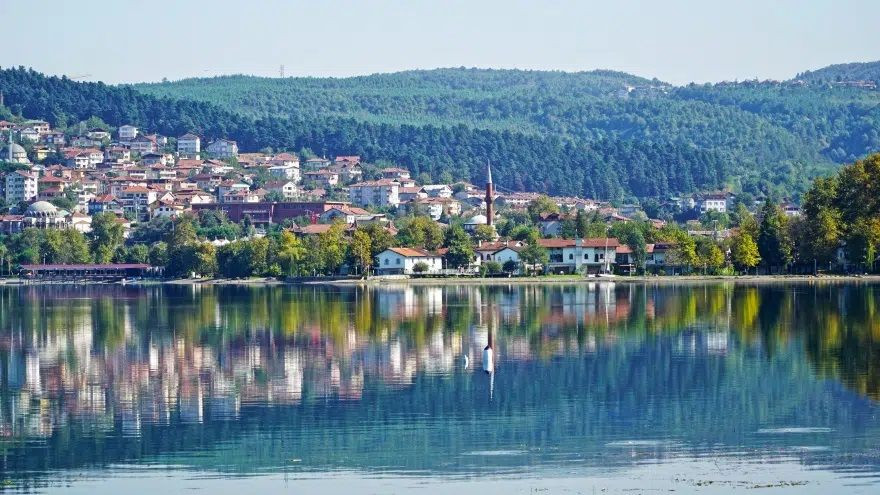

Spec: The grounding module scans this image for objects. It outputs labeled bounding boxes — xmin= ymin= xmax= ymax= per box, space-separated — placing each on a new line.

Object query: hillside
xmin=795 ymin=61 xmax=880 ymax=83
xmin=4 ymin=64 xmax=880 ymax=200
xmin=132 ymin=66 xmax=880 ymax=197
xmin=0 ymin=67 xmax=730 ymax=200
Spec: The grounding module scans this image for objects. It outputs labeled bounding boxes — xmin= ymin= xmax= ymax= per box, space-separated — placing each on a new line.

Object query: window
xmin=396 ymin=258 xmax=401 ymax=265
xmin=584 ymin=254 xmax=588 ymax=260
xmin=568 ymin=253 xmax=573 ymax=260
xmin=384 ymin=259 xmax=389 ymax=265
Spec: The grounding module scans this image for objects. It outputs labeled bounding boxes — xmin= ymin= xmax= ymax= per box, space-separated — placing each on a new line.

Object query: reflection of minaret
xmin=483 ymin=303 xmax=495 ymax=374
xmin=483 ymin=313 xmax=495 ymax=401
xmin=485 ymin=162 xmax=494 ymax=227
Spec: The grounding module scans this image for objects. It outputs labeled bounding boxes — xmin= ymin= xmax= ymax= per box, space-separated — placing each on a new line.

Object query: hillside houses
xmin=1 ymin=111 xmax=824 ymax=277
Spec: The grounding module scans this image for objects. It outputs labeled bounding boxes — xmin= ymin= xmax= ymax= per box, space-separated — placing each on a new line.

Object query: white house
xmin=538 ymin=238 xmax=620 ymax=274
xmin=5 ymin=170 xmax=38 ymax=204
xmin=380 ymin=167 xmax=410 ymax=180
xmin=87 ymin=129 xmax=111 ymax=141
xmin=206 ymin=139 xmax=238 ymax=158
xmin=699 ymin=193 xmax=732 ymax=214
xmin=178 ymin=133 xmax=201 ymax=157
xmin=268 ymin=164 xmax=301 ymax=182
xmin=349 ymin=179 xmax=400 ymax=208
xmin=129 ymin=135 xmax=158 ymax=154
xmin=411 ymin=197 xmax=461 ymax=221
xmin=376 ymin=247 xmax=443 ymax=275
xmin=19 ymin=127 xmax=40 ymax=142
xmin=118 ymin=125 xmax=138 ymax=141
xmin=319 ymin=205 xmax=375 ymax=225
xmin=119 ymin=186 xmax=158 ymax=219
xmin=264 ymin=180 xmax=299 ymax=200
xmin=303 ymin=169 xmax=339 ymax=188
xmin=422 ymin=184 xmax=453 ymax=198
xmin=493 ymin=246 xmax=523 ymax=273
xmin=217 ymin=181 xmax=251 ymax=202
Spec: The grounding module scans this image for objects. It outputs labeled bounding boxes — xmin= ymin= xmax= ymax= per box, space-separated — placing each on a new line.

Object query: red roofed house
xmin=129 ymin=134 xmax=158 ymax=154
xmin=376 ymin=247 xmax=443 ymax=275
xmin=318 ymin=205 xmax=375 ymax=224
xmin=349 ymin=179 xmax=400 ymax=208
xmin=120 ymin=186 xmax=158 ymax=219
xmin=89 ymin=194 xmax=124 ymax=215
xmin=536 ymin=238 xmax=620 ymax=274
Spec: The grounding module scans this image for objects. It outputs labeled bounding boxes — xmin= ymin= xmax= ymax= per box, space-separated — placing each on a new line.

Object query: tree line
xmin=2 ymin=153 xmax=878 ymax=278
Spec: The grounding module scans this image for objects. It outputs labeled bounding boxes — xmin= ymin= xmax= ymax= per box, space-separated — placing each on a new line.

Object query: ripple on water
xmin=604 ymin=440 xmax=682 ymax=448
xmin=461 ymin=450 xmax=528 ymax=456
xmin=757 ymin=427 xmax=834 ymax=434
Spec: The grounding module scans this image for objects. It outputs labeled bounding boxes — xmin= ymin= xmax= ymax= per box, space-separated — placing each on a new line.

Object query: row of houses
xmin=375 ymin=238 xmax=680 ymax=275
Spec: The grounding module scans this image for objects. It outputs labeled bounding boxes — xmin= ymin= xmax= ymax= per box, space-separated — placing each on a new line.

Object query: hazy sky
xmin=2 ymin=0 xmax=877 ymax=85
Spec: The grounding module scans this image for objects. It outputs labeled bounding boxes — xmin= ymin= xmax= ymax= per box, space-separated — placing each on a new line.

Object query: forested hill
xmin=3 ymin=64 xmax=880 ymax=200
xmin=132 ymin=65 xmax=880 ymax=196
xmin=0 ymin=67 xmax=726 ymax=200
xmin=794 ymin=61 xmax=880 ymax=84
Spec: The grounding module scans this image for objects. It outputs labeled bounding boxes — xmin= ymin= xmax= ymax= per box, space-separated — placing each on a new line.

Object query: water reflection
xmin=0 ymin=282 xmax=879 ymax=491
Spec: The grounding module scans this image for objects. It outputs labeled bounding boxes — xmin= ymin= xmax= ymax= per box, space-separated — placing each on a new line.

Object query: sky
xmin=2 ymin=0 xmax=878 ymax=85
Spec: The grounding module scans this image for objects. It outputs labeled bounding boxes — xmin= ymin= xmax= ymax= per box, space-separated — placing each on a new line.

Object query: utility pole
xmin=279 ymin=65 xmax=285 ymax=78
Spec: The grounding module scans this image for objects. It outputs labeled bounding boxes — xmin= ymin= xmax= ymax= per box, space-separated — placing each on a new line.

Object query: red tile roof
xmin=387 ymin=247 xmax=438 ymax=257
xmin=537 ymin=238 xmax=620 ymax=248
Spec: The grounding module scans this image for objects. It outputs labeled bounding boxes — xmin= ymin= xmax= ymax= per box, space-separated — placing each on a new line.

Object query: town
xmin=0 ymin=113 xmax=869 ymax=279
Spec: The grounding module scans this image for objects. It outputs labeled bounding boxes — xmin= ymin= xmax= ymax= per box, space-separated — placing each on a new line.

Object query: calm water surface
xmin=0 ymin=282 xmax=879 ymax=493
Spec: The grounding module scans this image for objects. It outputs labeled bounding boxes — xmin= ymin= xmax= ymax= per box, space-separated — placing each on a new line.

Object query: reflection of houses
xmin=8 ymin=281 xmax=857 ymax=453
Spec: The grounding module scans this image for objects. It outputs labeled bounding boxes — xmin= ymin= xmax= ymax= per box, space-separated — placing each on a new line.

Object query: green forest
xmin=3 ymin=63 xmax=880 ymax=200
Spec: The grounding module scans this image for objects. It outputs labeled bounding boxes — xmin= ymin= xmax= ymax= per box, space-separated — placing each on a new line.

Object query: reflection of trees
xmin=2 ymin=282 xmax=880 ymax=486
xmin=799 ymin=284 xmax=880 ymax=400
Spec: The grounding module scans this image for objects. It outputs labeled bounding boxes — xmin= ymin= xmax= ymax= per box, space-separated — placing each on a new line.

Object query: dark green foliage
xmin=0 ymin=67 xmax=726 ymax=199
xmin=795 ymin=61 xmax=880 ymax=84
xmin=6 ymin=65 xmax=880 ymax=200
xmin=134 ymin=67 xmax=880 ymax=197
xmin=442 ymin=224 xmax=474 ymax=269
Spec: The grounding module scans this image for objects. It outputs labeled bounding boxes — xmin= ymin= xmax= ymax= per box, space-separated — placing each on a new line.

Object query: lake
xmin=0 ymin=281 xmax=878 ymax=493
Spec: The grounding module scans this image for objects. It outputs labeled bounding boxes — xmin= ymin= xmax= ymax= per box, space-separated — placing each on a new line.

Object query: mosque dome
xmin=26 ymin=201 xmax=59 ymax=217
xmin=465 ymin=214 xmax=488 ymax=225
xmin=5 ymin=142 xmax=26 ymax=155
xmin=3 ymin=142 xmax=30 ymax=164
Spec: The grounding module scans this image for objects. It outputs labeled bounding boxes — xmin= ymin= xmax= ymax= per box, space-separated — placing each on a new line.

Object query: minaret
xmin=7 ymin=130 xmax=13 ymax=162
xmin=485 ymin=162 xmax=494 ymax=227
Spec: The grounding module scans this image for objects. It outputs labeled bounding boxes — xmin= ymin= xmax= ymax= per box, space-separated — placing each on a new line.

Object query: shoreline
xmin=4 ymin=274 xmax=880 ymax=288
xmin=321 ymin=274 xmax=880 ymax=287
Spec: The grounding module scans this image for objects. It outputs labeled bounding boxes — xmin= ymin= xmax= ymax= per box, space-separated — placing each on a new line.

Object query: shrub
xmin=484 ymin=261 xmax=502 ymax=274
xmin=502 ymin=259 xmax=519 ymax=274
